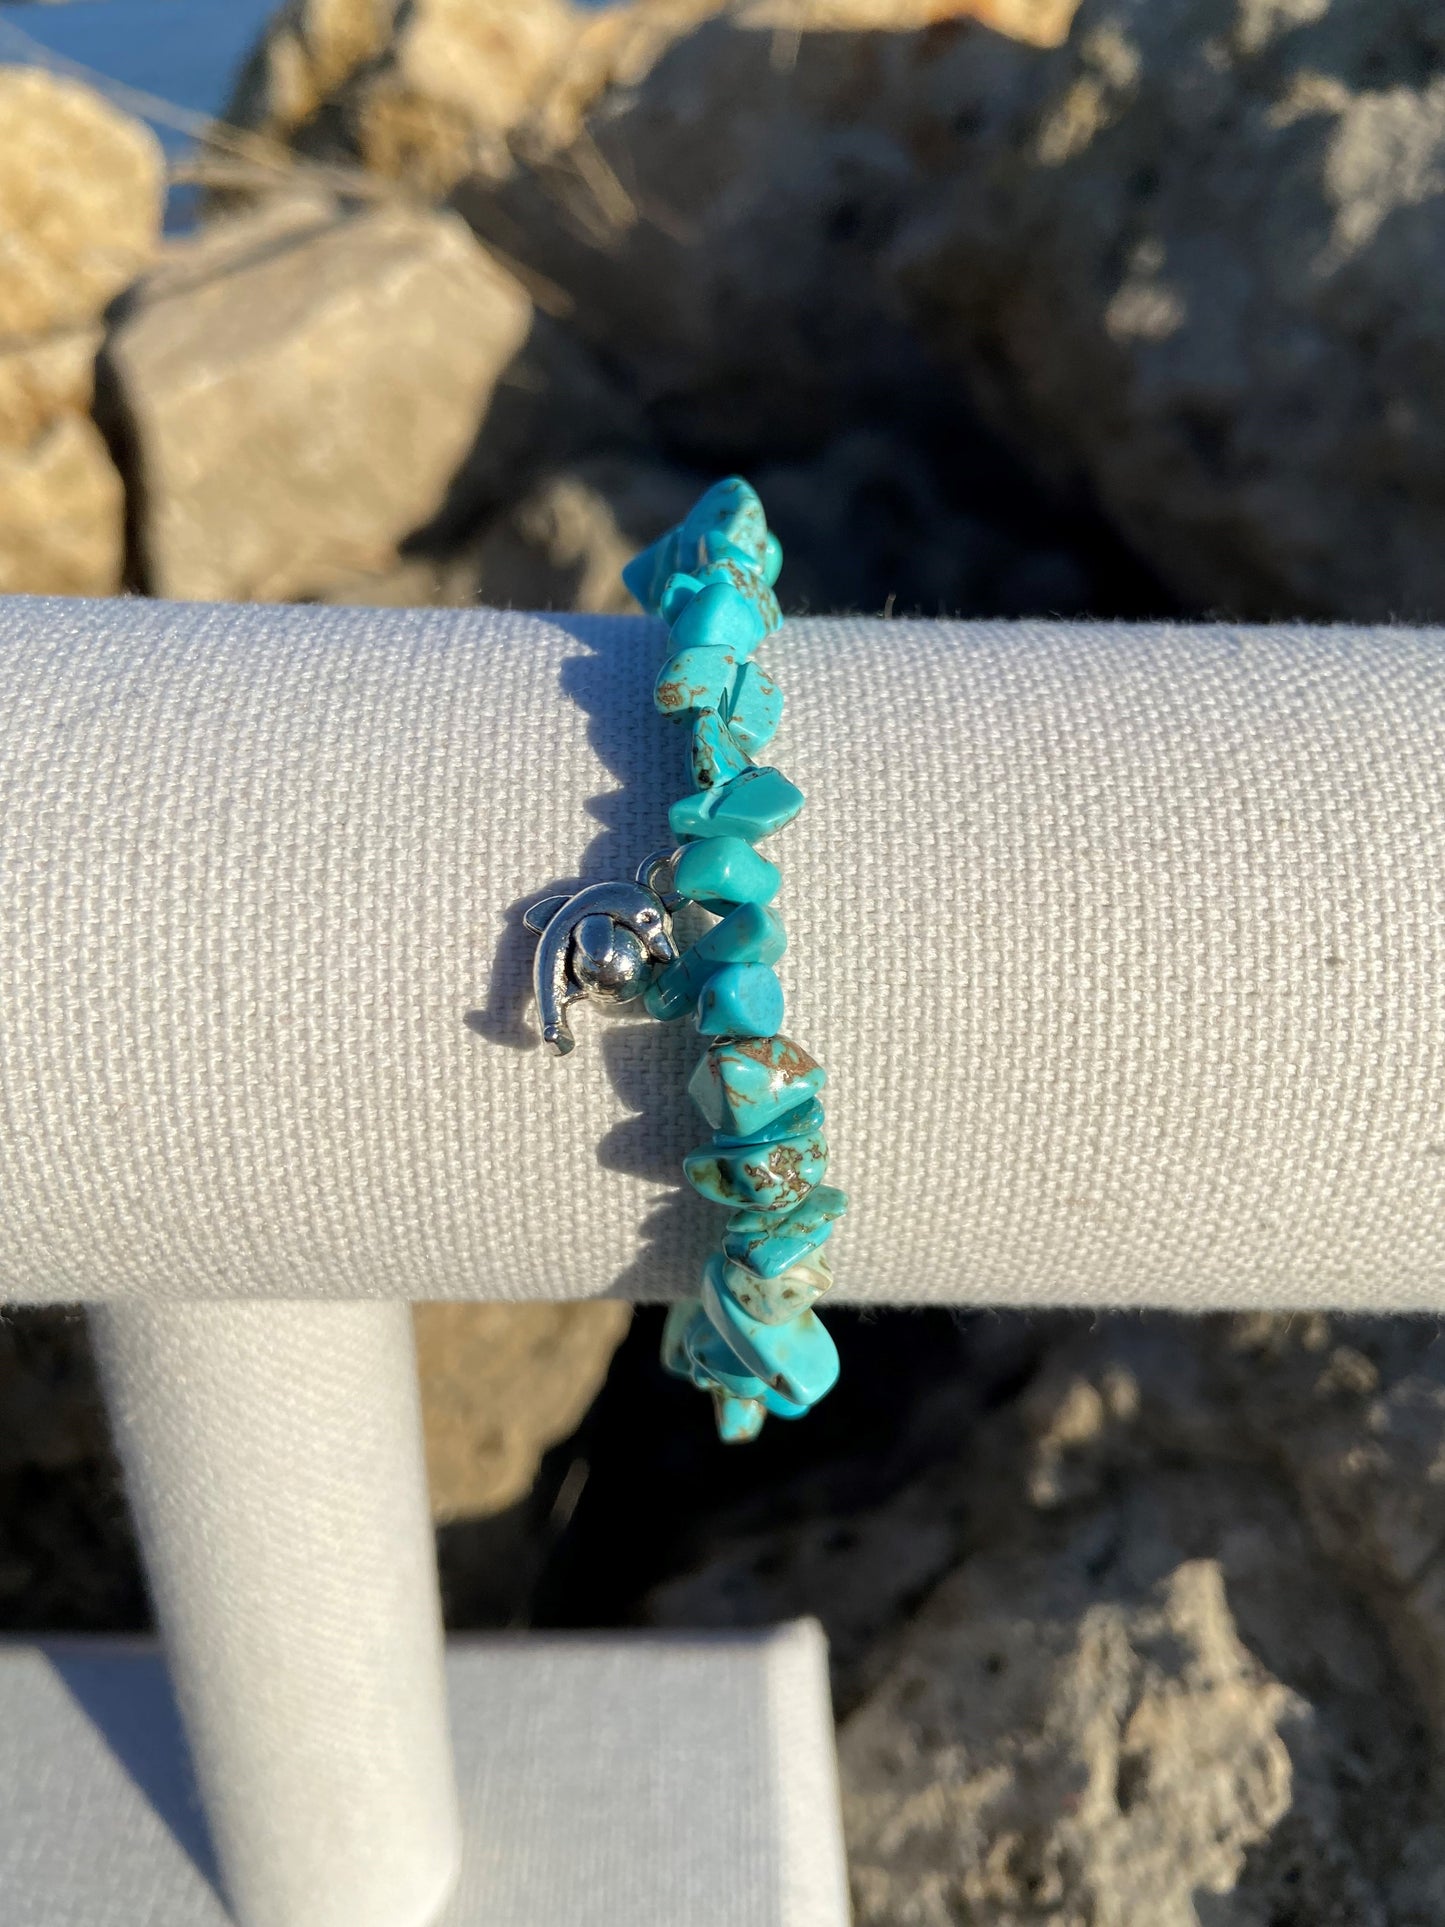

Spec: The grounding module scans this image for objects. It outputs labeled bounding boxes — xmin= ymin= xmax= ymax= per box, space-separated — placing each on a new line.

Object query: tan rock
xmin=0 ymin=68 xmax=163 ymax=337
xmin=448 ymin=0 xmax=1065 ymax=464
xmin=0 ymin=325 xmax=102 ymax=448
xmin=889 ymin=0 xmax=1445 ymax=619
xmin=844 ymin=1557 xmax=1300 ymax=1927
xmin=225 ymin=0 xmax=578 ymax=197
xmin=225 ymin=0 xmax=397 ymax=143
xmin=413 ymin=1301 xmax=630 ymax=1520
xmin=0 ymin=411 xmax=124 ymax=596
xmin=106 ymin=199 xmax=533 ymax=601
xmin=469 ymin=458 xmax=699 ymax=613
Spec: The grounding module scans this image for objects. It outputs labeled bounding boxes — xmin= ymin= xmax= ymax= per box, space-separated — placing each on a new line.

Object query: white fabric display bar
xmin=0 ymin=1625 xmax=846 ymax=1927
xmin=90 ymin=1301 xmax=461 ymax=1927
xmin=1 ymin=597 xmax=1443 ymax=1309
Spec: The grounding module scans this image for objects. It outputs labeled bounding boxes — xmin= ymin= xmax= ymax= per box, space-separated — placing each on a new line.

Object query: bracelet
xmin=525 ymin=478 xmax=844 ymax=1443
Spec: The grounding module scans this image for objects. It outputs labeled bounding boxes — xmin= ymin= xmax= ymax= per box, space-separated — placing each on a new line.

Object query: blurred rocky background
xmin=5 ymin=0 xmax=1445 ymax=1917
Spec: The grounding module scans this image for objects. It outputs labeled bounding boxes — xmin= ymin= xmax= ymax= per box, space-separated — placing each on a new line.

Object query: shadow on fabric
xmin=43 ymin=1642 xmax=222 ymax=1901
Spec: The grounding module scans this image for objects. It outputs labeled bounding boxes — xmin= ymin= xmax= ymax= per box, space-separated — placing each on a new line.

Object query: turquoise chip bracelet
xmin=524 ymin=477 xmax=845 ymax=1443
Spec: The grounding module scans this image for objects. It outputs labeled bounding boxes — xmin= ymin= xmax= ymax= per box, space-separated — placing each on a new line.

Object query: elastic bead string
xmin=623 ymin=478 xmax=845 ymax=1443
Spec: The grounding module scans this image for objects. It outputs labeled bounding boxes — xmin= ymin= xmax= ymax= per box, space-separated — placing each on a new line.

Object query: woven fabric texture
xmin=91 ymin=1302 xmax=460 ymax=1927
xmin=1 ymin=597 xmax=1441 ymax=1308
xmin=0 ymin=1627 xmax=846 ymax=1927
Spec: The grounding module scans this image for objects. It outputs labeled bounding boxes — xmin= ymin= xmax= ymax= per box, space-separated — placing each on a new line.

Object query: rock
xmin=224 ymin=0 xmax=579 ymax=198
xmin=465 ymin=459 xmax=700 ymax=612
xmin=1014 ymin=1312 xmax=1445 ymax=1741
xmin=412 ymin=1301 xmax=630 ymax=1520
xmin=440 ymin=0 xmax=1126 ymax=615
xmin=0 ymin=325 xmax=104 ymax=448
xmin=223 ymin=0 xmax=395 ymax=147
xmin=219 ymin=0 xmax=1156 ymax=622
xmin=105 ymin=198 xmax=533 ymax=601
xmin=890 ymin=0 xmax=1445 ymax=619
xmin=647 ymin=1481 xmax=959 ymax=1685
xmin=455 ymin=0 xmax=974 ymax=461
xmin=0 ymin=408 xmax=125 ymax=597
xmin=0 ymin=68 xmax=163 ymax=337
xmin=0 ymin=327 xmax=125 ymax=595
xmin=0 ymin=72 xmax=160 ymax=596
xmin=842 ymin=1544 xmax=1369 ymax=1927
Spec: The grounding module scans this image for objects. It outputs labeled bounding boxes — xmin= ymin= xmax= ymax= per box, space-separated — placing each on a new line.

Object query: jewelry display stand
xmin=1 ymin=596 xmax=1441 ymax=1924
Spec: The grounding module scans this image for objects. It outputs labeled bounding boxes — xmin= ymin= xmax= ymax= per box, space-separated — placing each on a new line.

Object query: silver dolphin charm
xmin=525 ymin=878 xmax=678 ymax=1056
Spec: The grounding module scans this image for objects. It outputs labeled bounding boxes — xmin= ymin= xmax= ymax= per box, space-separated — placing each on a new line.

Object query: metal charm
xmin=525 ymin=878 xmax=678 ymax=1056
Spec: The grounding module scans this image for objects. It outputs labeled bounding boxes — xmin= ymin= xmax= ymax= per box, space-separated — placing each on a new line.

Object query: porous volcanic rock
xmin=891 ymin=0 xmax=1445 ymax=619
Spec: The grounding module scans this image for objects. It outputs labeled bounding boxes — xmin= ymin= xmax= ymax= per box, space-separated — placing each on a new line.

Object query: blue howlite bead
xmin=762 ymin=1385 xmax=811 ymax=1419
xmin=621 ymin=536 xmax=671 ymax=612
xmin=644 ymin=903 xmax=786 ymax=1022
xmin=724 ymin=1183 xmax=849 ymax=1279
xmin=725 ymin=662 xmax=784 ymax=754
xmin=694 ymin=553 xmax=783 ymax=638
xmin=661 ymin=1298 xmax=705 ymax=1380
xmin=673 ymin=837 xmax=780 ymax=908
xmin=668 ymin=766 xmax=805 ymax=843
xmin=699 ymin=1255 xmax=840 ymax=1408
xmin=696 ymin=962 xmax=785 ymax=1038
xmin=713 ymin=1392 xmax=766 ymax=1443
xmin=686 ymin=1318 xmax=769 ymax=1399
xmin=683 ymin=1123 xmax=827 ymax=1213
xmin=658 ymin=571 xmax=705 ymax=623
xmin=722 ymin=1249 xmax=832 ymax=1326
xmin=691 ymin=711 xmax=751 ymax=791
xmin=702 ymin=537 xmax=761 ymax=573
xmin=669 ymin=580 xmax=767 ymax=656
xmin=679 ymin=477 xmax=770 ymax=572
xmin=688 ymin=1034 xmax=827 ymax=1135
xmin=714 ymin=1095 xmax=824 ymax=1147
xmin=654 ymin=643 xmax=741 ymax=718
xmin=628 ymin=481 xmax=781 ymax=630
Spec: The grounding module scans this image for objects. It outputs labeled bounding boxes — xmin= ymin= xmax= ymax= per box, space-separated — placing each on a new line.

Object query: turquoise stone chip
xmin=700 ymin=1255 xmax=840 ymax=1407
xmin=713 ymin=1392 xmax=766 ymax=1443
xmin=679 ymin=476 xmax=769 ymax=572
xmin=762 ymin=1385 xmax=811 ymax=1419
xmin=683 ymin=1123 xmax=827 ymax=1213
xmin=623 ymin=528 xmax=698 ymax=613
xmin=621 ymin=535 xmax=673 ymax=612
xmin=714 ymin=1095 xmax=824 ymax=1147
xmin=670 ymin=580 xmax=767 ymax=656
xmin=688 ymin=1034 xmax=827 ymax=1135
xmin=673 ymin=837 xmax=780 ymax=908
xmin=686 ymin=1318 xmax=768 ymax=1399
xmin=723 ymin=1249 xmax=832 ymax=1326
xmin=654 ymin=643 xmax=741 ymax=718
xmin=701 ymin=537 xmax=760 ymax=573
xmin=658 ymin=571 xmax=705 ymax=623
xmin=645 ymin=904 xmax=785 ymax=1021
xmin=696 ymin=962 xmax=784 ymax=1038
xmin=691 ymin=711 xmax=751 ymax=791
xmin=695 ymin=552 xmax=783 ymax=637
xmin=725 ymin=662 xmax=784 ymax=754
xmin=628 ymin=480 xmax=780 ymax=627
xmin=724 ymin=1183 xmax=849 ymax=1279
xmin=661 ymin=1298 xmax=705 ymax=1380
xmin=668 ymin=766 xmax=804 ymax=842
